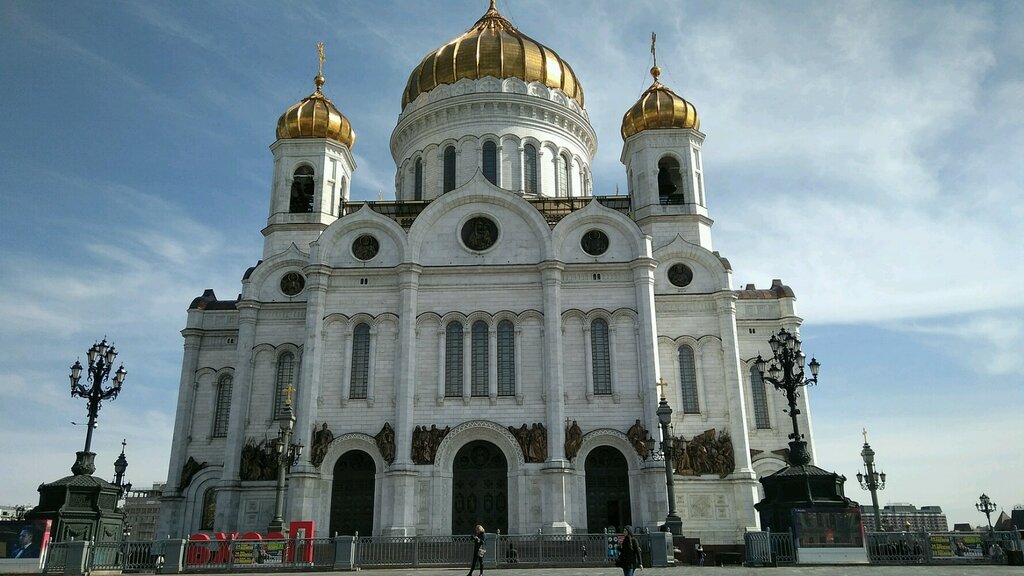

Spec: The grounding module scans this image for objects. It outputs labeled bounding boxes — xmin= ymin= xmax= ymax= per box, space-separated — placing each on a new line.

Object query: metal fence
xmin=496 ymin=533 xmax=613 ymax=566
xmin=355 ymin=534 xmax=473 ymax=567
xmin=744 ymin=531 xmax=794 ymax=566
xmin=41 ymin=542 xmax=68 ymax=574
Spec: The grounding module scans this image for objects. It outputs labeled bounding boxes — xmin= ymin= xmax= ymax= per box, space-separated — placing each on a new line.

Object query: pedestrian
xmin=467 ymin=525 xmax=485 ymax=576
xmin=616 ymin=527 xmax=642 ymax=576
xmin=695 ymin=542 xmax=705 ymax=566
xmin=581 ymin=543 xmax=588 ymax=562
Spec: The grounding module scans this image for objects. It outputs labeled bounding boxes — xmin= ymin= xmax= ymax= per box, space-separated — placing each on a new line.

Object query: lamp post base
xmin=663 ymin=514 xmax=683 ymax=536
xmin=267 ymin=518 xmax=285 ymax=535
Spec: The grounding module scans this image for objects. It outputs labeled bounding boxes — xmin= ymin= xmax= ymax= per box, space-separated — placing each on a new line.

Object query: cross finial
xmin=317 ymin=42 xmax=325 ymax=77
xmin=862 ymin=427 xmax=868 ymax=444
xmin=284 ymin=383 xmax=295 ymax=406
xmin=656 ymin=377 xmax=668 ymax=399
xmin=121 ymin=438 xmax=127 ymax=451
xmin=651 ymin=32 xmax=658 ymax=68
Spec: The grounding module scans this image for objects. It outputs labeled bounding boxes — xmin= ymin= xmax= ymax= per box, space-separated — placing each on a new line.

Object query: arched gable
xmin=313 ymin=203 xmax=408 ymax=268
xmin=434 ymin=420 xmax=526 ymax=473
xmin=242 ymin=243 xmax=311 ymax=302
xmin=319 ymin=432 xmax=386 ymax=477
xmin=575 ymin=429 xmax=643 ymax=470
xmin=552 ymin=198 xmax=647 ymax=263
xmin=653 ymin=234 xmax=731 ymax=293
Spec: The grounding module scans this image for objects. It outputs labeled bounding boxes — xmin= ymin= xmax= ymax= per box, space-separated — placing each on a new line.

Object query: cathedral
xmin=158 ymin=2 xmax=815 ymax=544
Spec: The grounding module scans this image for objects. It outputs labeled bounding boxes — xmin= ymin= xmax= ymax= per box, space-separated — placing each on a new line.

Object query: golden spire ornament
xmin=650 ymin=31 xmax=661 ymax=83
xmin=315 ymin=41 xmax=326 ymax=93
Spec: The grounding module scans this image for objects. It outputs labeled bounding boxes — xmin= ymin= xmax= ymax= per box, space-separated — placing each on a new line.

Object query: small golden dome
xmin=402 ymin=0 xmax=584 ymax=110
xmin=620 ymin=66 xmax=699 ymax=140
xmin=276 ymin=74 xmax=355 ymax=148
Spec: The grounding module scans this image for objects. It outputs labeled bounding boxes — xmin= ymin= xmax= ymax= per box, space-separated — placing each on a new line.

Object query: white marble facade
xmin=157 ymin=6 xmax=814 ymax=544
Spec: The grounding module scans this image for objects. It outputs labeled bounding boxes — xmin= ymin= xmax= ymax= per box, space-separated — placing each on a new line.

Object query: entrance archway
xmin=330 ymin=450 xmax=375 ymax=535
xmin=585 ymin=446 xmax=631 ymax=533
xmin=452 ymin=440 xmax=508 ymax=534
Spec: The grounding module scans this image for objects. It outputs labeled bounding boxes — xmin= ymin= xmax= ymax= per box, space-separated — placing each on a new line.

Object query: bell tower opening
xmin=657 ymin=156 xmax=683 ymax=204
xmin=289 ymin=165 xmax=315 ymax=213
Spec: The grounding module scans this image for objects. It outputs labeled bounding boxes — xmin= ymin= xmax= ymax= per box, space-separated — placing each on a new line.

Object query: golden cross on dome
xmin=317 ymin=42 xmax=325 ymax=77
xmin=656 ymin=376 xmax=668 ymax=399
xmin=651 ymin=32 xmax=658 ymax=68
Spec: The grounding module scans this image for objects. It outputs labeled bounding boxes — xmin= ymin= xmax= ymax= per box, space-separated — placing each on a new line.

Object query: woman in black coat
xmin=617 ymin=527 xmax=642 ymax=576
xmin=467 ymin=525 xmax=485 ymax=576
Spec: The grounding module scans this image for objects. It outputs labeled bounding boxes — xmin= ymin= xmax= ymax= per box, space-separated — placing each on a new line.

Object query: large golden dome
xmin=276 ymin=74 xmax=355 ymax=148
xmin=402 ymin=1 xmax=584 ymax=110
xmin=621 ymin=66 xmax=699 ymax=140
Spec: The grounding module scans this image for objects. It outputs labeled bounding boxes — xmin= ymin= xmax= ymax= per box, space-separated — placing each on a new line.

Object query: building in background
xmin=861 ymin=503 xmax=948 ymax=532
xmin=158 ymin=3 xmax=816 ymax=542
xmin=124 ymin=485 xmax=164 ymax=541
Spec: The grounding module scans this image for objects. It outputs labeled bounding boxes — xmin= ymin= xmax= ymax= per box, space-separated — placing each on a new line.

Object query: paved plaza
xmin=179 ymin=567 xmax=1024 ymax=576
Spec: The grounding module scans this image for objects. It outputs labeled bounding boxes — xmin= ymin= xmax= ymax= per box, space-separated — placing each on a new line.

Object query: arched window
xmin=414 ymin=158 xmax=423 ymax=201
xmin=350 ymin=323 xmax=370 ymax=399
xmin=678 ymin=346 xmax=699 ymax=414
xmin=557 ymin=153 xmax=570 ymax=197
xmin=213 ymin=374 xmax=232 ymax=437
xmin=523 ymin=144 xmax=538 ymax=195
xmin=290 ymin=165 xmax=315 ymax=213
xmin=482 ymin=141 xmax=498 ymax=185
xmin=471 ymin=321 xmax=488 ymax=396
xmin=201 ymin=488 xmax=216 ymax=530
xmin=445 ymin=321 xmax=463 ymax=397
xmin=582 ymin=169 xmax=592 ymax=196
xmin=657 ymin=156 xmax=684 ymax=204
xmin=274 ymin=352 xmax=297 ymax=419
xmin=750 ymin=365 xmax=771 ymax=429
xmin=443 ymin=145 xmax=457 ymax=193
xmin=497 ymin=320 xmax=515 ymax=396
xmin=591 ymin=318 xmax=611 ymax=395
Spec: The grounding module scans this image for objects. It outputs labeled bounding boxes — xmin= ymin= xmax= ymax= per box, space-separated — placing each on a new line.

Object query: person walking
xmin=617 ymin=527 xmax=642 ymax=576
xmin=695 ymin=543 xmax=706 ymax=567
xmin=467 ymin=525 xmax=485 ymax=576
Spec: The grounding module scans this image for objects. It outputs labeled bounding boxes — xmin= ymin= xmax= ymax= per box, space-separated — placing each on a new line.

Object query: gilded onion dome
xmin=621 ymin=65 xmax=699 ymax=139
xmin=276 ymin=73 xmax=355 ymax=149
xmin=402 ymin=0 xmax=584 ymax=110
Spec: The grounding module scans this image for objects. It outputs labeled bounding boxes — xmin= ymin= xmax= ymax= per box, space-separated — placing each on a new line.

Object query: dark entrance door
xmin=585 ymin=446 xmax=631 ymax=533
xmin=330 ymin=450 xmax=375 ymax=536
xmin=452 ymin=440 xmax=508 ymax=534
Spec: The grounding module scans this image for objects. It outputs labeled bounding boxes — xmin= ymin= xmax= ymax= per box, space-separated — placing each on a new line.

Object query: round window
xmin=280 ymin=271 xmax=306 ymax=296
xmin=667 ymin=263 xmax=694 ymax=287
xmin=461 ymin=216 xmax=499 ymax=251
xmin=352 ymin=234 xmax=380 ymax=261
xmin=580 ymin=229 xmax=609 ymax=256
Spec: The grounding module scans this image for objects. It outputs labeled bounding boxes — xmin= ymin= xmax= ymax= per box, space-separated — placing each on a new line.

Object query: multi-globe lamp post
xmin=268 ymin=385 xmax=304 ymax=534
xmin=654 ymin=378 xmax=683 ymax=536
xmin=856 ymin=430 xmax=886 ymax=531
xmin=755 ymin=328 xmax=819 ymax=465
xmin=976 ymin=494 xmax=997 ymax=532
xmin=69 ymin=339 xmax=127 ymax=474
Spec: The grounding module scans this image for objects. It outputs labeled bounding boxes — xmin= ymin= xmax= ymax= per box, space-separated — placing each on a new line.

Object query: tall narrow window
xmin=445 ymin=321 xmax=463 ymax=397
xmin=524 ymin=144 xmax=538 ymax=195
xmin=443 ymin=146 xmax=457 ymax=193
xmin=290 ymin=166 xmax=315 ymax=213
xmin=557 ymin=153 xmax=570 ymax=196
xmin=658 ymin=156 xmax=683 ymax=204
xmin=414 ymin=158 xmax=423 ymax=201
xmin=750 ymin=365 xmax=771 ymax=429
xmin=201 ymin=489 xmax=216 ymax=530
xmin=274 ymin=352 xmax=296 ymax=419
xmin=678 ymin=346 xmax=699 ymax=414
xmin=213 ymin=374 xmax=233 ymax=437
xmin=497 ymin=320 xmax=515 ymax=396
xmin=591 ymin=318 xmax=611 ymax=395
xmin=350 ymin=323 xmax=370 ymax=399
xmin=482 ymin=141 xmax=497 ymax=185
xmin=471 ymin=321 xmax=488 ymax=396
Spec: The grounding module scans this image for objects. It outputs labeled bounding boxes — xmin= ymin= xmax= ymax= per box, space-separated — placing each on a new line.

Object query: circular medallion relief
xmin=461 ymin=216 xmax=499 ymax=251
xmin=667 ymin=263 xmax=694 ymax=287
xmin=280 ymin=271 xmax=306 ymax=296
xmin=580 ymin=229 xmax=609 ymax=256
xmin=352 ymin=234 xmax=380 ymax=261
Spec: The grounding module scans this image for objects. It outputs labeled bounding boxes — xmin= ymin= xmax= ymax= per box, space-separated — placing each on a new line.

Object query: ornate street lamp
xmin=976 ymin=493 xmax=997 ymax=532
xmin=755 ymin=328 xmax=819 ymax=465
xmin=856 ymin=429 xmax=886 ymax=531
xmin=69 ymin=339 xmax=127 ymax=475
xmin=267 ymin=385 xmax=304 ymax=534
xmin=113 ymin=439 xmax=133 ymax=501
xmin=656 ymin=377 xmax=683 ymax=536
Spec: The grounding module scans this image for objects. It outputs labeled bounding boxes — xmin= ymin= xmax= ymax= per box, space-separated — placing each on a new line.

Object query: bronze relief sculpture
xmin=411 ymin=424 xmax=450 ymax=465
xmin=564 ymin=420 xmax=583 ymax=461
xmin=375 ymin=422 xmax=396 ymax=465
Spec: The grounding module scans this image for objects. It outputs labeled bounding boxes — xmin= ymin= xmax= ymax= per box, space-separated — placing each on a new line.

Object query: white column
xmin=436 ymin=327 xmax=445 ymax=404
xmin=514 ymin=326 xmax=524 ymax=404
xmin=518 ymin=145 xmax=526 ymax=194
xmin=540 ymin=261 xmax=571 ymax=533
xmin=157 ymin=326 xmax=202 ymax=538
xmin=609 ymin=323 xmax=620 ymax=402
xmin=630 ymin=255 xmax=661 ymax=441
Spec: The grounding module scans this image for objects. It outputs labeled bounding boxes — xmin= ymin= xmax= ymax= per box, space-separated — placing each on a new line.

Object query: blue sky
xmin=1 ymin=1 xmax=1021 ymax=529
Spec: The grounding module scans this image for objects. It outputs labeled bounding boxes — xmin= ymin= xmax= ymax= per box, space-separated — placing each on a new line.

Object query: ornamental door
xmin=585 ymin=446 xmax=631 ymax=533
xmin=330 ymin=450 xmax=375 ymax=535
xmin=452 ymin=440 xmax=508 ymax=534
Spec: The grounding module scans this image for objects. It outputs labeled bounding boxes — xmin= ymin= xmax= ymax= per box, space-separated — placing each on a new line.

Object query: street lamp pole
xmin=755 ymin=328 xmax=819 ymax=465
xmin=656 ymin=378 xmax=683 ymax=536
xmin=856 ymin=429 xmax=886 ymax=531
xmin=69 ymin=339 xmax=127 ymax=475
xmin=976 ymin=494 xmax=997 ymax=532
xmin=113 ymin=439 xmax=133 ymax=501
xmin=268 ymin=385 xmax=303 ymax=534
